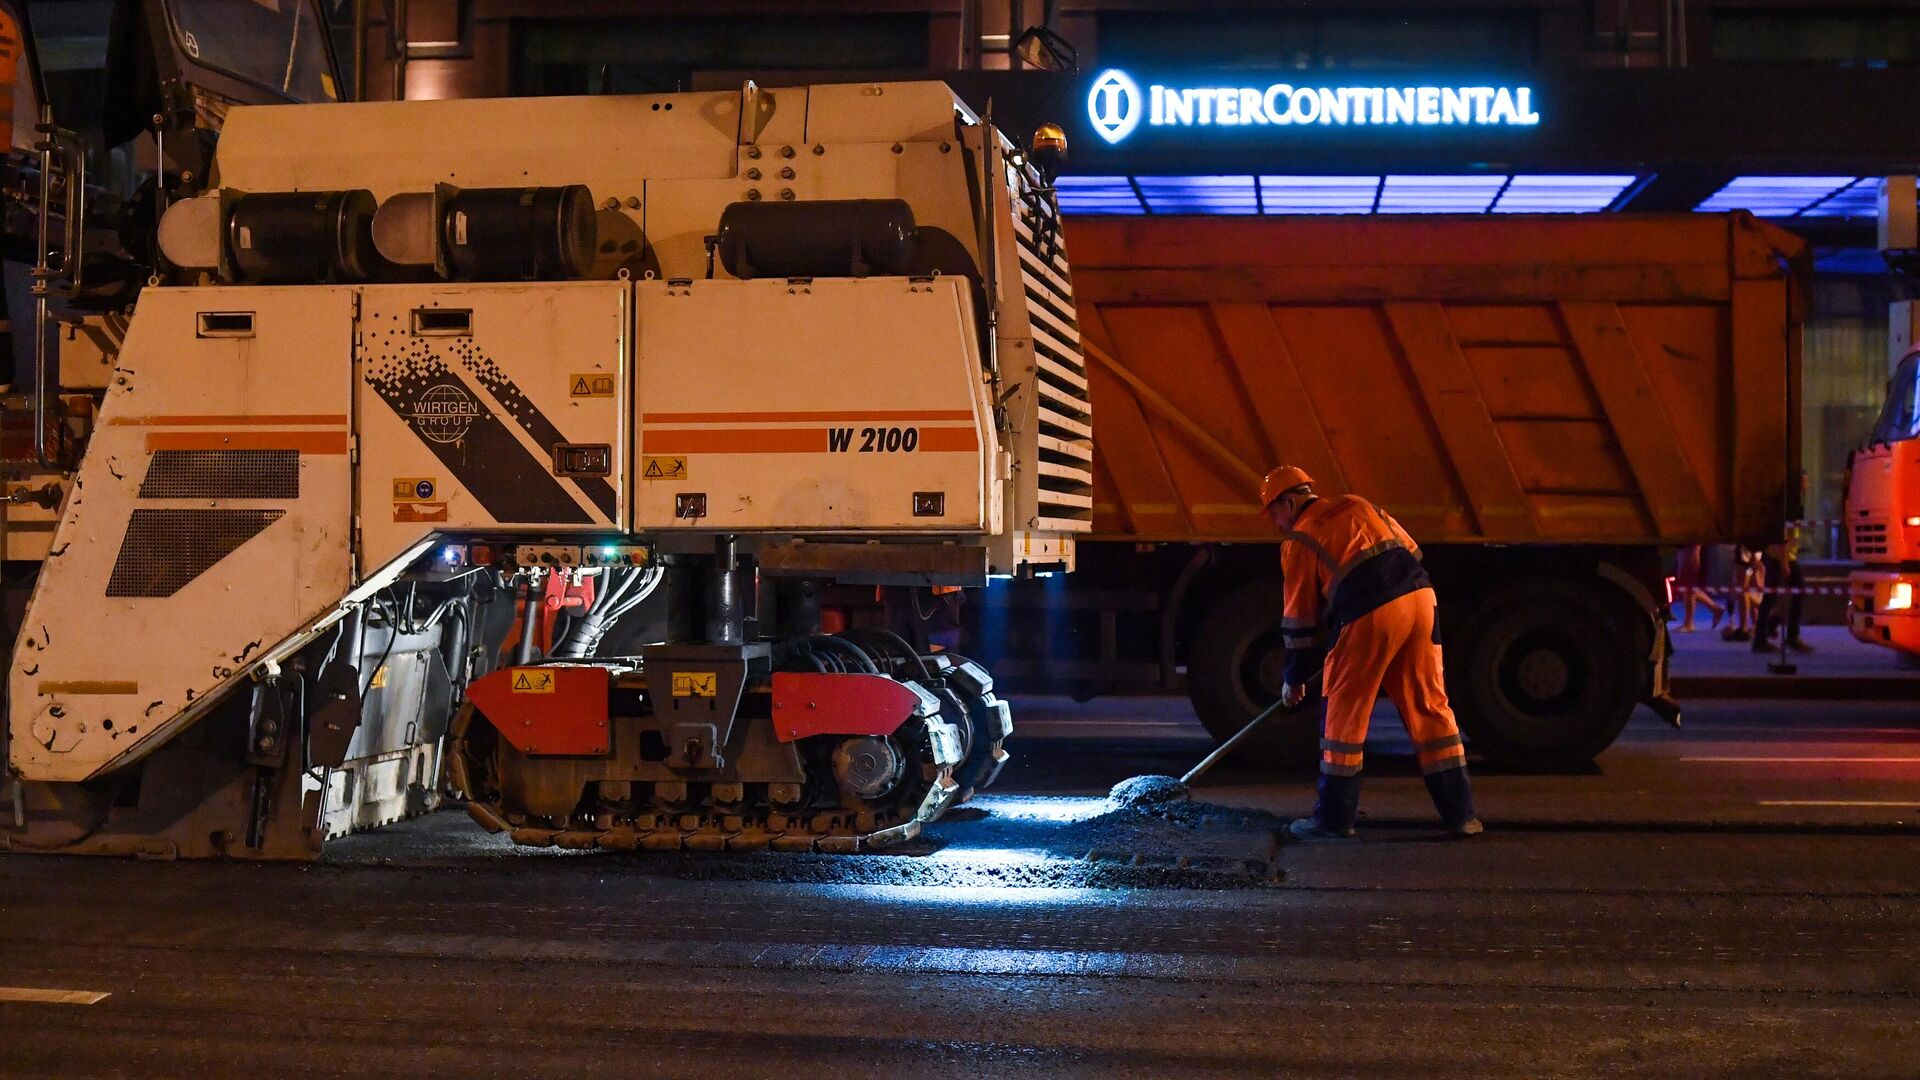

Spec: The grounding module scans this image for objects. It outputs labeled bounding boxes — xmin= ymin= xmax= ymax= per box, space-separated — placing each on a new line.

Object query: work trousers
xmin=1319 ymin=588 xmax=1466 ymax=778
xmin=1755 ymin=557 xmax=1804 ymax=645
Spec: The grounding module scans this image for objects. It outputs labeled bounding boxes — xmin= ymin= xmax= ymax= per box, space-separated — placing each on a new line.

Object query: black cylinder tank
xmin=225 ymin=190 xmax=382 ymax=284
xmin=716 ymin=199 xmax=918 ymax=279
xmin=441 ymin=185 xmax=596 ymax=281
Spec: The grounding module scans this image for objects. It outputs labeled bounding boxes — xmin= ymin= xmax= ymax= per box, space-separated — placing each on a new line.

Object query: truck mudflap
xmin=1598 ymin=559 xmax=1684 ymax=729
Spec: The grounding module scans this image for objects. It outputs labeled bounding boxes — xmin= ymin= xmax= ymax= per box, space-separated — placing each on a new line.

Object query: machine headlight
xmin=1887 ymin=582 xmax=1913 ymax=612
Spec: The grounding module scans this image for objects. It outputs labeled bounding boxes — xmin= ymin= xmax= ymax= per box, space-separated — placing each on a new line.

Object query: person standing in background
xmin=1672 ymin=544 xmax=1724 ymax=632
xmin=1754 ymin=522 xmax=1813 ymax=654
xmin=1721 ymin=546 xmax=1763 ymax=643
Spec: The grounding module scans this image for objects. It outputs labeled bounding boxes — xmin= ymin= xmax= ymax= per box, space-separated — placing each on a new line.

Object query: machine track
xmin=446 ymin=658 xmax=1007 ymax=853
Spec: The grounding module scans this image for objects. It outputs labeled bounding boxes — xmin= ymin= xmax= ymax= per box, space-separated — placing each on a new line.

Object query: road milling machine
xmin=1 ymin=79 xmax=1092 ymax=858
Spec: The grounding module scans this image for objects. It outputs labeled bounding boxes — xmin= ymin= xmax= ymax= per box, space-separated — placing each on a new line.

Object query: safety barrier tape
xmin=1675 ymin=584 xmax=1854 ymax=597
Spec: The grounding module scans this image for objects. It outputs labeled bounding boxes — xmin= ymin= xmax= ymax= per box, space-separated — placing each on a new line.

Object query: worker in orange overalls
xmin=1262 ymin=466 xmax=1483 ymax=840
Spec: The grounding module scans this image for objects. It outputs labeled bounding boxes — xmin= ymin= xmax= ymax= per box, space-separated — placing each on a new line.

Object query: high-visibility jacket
xmin=1279 ymin=495 xmax=1430 ymax=680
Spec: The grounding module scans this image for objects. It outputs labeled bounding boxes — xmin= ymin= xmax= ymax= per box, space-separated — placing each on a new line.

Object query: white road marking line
xmin=1661 ymin=727 xmax=1920 ymax=735
xmin=1680 ymin=756 xmax=1920 ymax=763
xmin=1758 ymin=800 xmax=1920 ymax=808
xmin=0 ymin=987 xmax=109 ymax=1005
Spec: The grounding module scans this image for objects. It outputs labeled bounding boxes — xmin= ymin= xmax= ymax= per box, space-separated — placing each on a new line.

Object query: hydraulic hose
xmin=845 ymin=628 xmax=934 ymax=681
xmin=807 ymin=634 xmax=879 ymax=674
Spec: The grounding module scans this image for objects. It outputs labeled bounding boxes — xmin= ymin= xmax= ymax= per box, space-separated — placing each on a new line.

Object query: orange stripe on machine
xmin=112 ymin=414 xmax=350 ymax=427
xmin=643 ymin=410 xmax=974 ymax=424
xmin=642 ymin=426 xmax=979 ymax=454
xmin=145 ymin=431 xmax=350 ymax=454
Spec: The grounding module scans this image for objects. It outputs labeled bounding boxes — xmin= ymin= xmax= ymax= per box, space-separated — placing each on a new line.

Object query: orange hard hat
xmin=1260 ymin=465 xmax=1314 ymax=508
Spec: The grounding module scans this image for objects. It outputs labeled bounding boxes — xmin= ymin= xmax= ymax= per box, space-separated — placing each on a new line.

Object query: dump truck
xmin=1 ymin=33 xmax=1089 ymax=854
xmin=979 ymin=213 xmax=1804 ymax=769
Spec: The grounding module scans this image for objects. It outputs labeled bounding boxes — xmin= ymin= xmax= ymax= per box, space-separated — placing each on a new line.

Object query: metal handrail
xmin=28 ymin=105 xmax=86 ymax=469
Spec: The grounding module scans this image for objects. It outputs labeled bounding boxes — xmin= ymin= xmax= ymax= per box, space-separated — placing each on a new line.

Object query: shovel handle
xmin=1180 ymin=671 xmax=1322 ymax=786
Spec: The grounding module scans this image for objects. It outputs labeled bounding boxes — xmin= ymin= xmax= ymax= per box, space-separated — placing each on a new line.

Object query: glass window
xmin=164 ymin=0 xmax=338 ymax=102
xmin=1095 ymin=10 xmax=1537 ymax=70
xmin=513 ymin=16 xmax=931 ymax=97
xmin=1870 ymin=353 xmax=1920 ymax=444
xmin=1712 ymin=10 xmax=1920 ymax=65
xmin=28 ymin=0 xmax=109 ymax=136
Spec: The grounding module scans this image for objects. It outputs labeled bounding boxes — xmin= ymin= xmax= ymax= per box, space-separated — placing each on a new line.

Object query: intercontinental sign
xmin=1086 ymin=69 xmax=1541 ymax=144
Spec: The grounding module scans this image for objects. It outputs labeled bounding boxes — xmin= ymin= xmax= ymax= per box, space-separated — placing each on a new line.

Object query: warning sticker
xmin=570 ymin=373 xmax=617 ymax=398
xmin=370 ymin=665 xmax=390 ymax=690
xmin=643 ymin=455 xmax=688 ymax=481
xmin=394 ymin=501 xmax=449 ymax=523
xmin=393 ymin=477 xmax=438 ymax=502
xmin=510 ymin=669 xmax=556 ymax=694
xmin=671 ymin=671 xmax=718 ymax=698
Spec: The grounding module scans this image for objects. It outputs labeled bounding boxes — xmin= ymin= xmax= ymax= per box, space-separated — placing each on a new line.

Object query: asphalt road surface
xmin=1 ymin=698 xmax=1915 ymax=1078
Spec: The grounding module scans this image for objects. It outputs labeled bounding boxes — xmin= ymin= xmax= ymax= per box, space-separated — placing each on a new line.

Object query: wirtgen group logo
xmin=410 ymin=382 xmax=481 ymax=445
xmin=1087 ymin=69 xmax=1142 ymax=145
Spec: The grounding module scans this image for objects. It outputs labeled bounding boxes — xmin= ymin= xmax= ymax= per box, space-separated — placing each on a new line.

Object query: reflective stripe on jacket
xmin=1280 ymin=495 xmax=1430 ymax=649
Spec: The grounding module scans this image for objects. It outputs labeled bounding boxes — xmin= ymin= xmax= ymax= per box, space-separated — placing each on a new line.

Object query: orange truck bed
xmin=1065 ymin=214 xmax=1805 ymax=547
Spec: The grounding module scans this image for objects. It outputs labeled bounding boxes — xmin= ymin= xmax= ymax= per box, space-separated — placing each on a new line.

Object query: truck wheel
xmin=1185 ymin=577 xmax=1321 ymax=770
xmin=1449 ymin=579 xmax=1643 ymax=770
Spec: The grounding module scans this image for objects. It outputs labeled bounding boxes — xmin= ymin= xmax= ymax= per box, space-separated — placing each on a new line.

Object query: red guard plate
xmin=467 ymin=665 xmax=611 ymax=756
xmin=771 ymin=672 xmax=921 ymax=742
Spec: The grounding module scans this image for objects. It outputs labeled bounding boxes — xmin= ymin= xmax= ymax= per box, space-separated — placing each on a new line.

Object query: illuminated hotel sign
xmin=1086 ymin=69 xmax=1540 ymax=144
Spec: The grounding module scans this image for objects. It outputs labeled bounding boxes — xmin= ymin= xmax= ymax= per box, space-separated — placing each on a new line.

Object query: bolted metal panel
xmin=105 ymin=508 xmax=286 ymax=598
xmin=137 ymin=449 xmax=300 ymax=500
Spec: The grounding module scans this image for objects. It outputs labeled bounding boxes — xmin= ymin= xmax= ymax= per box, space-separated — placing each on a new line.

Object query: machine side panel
xmin=357 ymin=282 xmax=630 ymax=570
xmin=10 ymin=287 xmax=354 ymax=782
xmin=634 ymin=277 xmax=994 ymax=533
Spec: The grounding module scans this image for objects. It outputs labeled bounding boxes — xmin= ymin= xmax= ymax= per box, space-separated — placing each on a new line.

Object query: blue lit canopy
xmin=1057 ymin=173 xmax=1887 ymax=223
xmin=1693 ymin=176 xmax=1877 ymax=217
xmin=1057 ymin=174 xmax=1641 ymax=216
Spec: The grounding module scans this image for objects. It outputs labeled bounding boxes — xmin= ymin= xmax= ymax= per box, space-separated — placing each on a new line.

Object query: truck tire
xmin=1185 ymin=577 xmax=1322 ymax=770
xmin=1448 ymin=578 xmax=1643 ymax=770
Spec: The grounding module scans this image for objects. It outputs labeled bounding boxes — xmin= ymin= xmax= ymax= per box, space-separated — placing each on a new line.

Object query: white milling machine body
xmin=3 ymin=81 xmax=1092 ymax=858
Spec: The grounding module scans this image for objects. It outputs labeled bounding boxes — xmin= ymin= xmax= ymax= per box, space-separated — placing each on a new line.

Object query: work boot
xmin=1423 ymin=767 xmax=1481 ymax=837
xmin=1287 ymin=818 xmax=1355 ymax=842
xmin=1289 ymin=772 xmax=1361 ymax=841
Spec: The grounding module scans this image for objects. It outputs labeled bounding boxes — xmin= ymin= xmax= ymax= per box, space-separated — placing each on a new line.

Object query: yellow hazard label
xmin=370 ymin=665 xmax=389 ymax=690
xmin=642 ymin=455 xmax=688 ymax=481
xmin=392 ymin=477 xmax=438 ymax=502
xmin=570 ymin=373 xmax=617 ymax=398
xmin=671 ymin=671 xmax=718 ymax=698
xmin=511 ymin=669 xmax=556 ymax=694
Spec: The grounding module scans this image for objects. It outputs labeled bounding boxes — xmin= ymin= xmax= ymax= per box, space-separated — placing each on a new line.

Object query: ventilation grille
xmin=1852 ymin=522 xmax=1888 ymax=557
xmin=107 ymin=508 xmax=285 ymax=598
xmin=1012 ymin=162 xmax=1094 ymax=533
xmin=138 ymin=449 xmax=299 ymax=499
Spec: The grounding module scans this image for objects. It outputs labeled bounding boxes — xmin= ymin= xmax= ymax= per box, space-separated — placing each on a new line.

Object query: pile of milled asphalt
xmin=665 ymin=796 xmax=1286 ymax=889
xmin=329 ymin=796 xmax=1288 ymax=889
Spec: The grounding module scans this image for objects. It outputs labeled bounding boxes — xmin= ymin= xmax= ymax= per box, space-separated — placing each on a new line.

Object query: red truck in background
xmin=1845 ymin=348 xmax=1920 ymax=652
